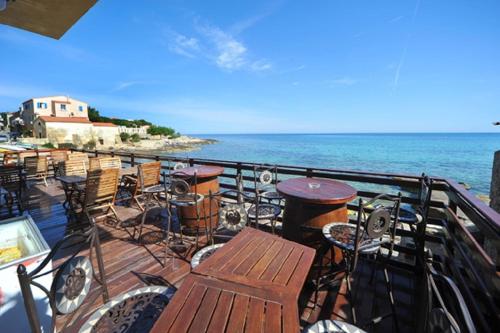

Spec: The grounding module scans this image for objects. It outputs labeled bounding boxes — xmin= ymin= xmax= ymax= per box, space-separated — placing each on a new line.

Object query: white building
xmin=21 ymin=96 xmax=89 ymax=128
xmin=118 ymin=125 xmax=150 ymax=138
xmin=33 ymin=116 xmax=119 ymax=146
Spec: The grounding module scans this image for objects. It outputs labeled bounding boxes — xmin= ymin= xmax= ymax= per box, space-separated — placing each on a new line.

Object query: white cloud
xmin=165 ymin=22 xmax=271 ymax=72
xmin=167 ymin=31 xmax=200 ymax=58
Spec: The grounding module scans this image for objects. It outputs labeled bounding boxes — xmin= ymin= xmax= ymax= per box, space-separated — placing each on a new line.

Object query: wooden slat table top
xmin=150 ymin=274 xmax=300 ymax=333
xmin=193 ymin=227 xmax=316 ymax=299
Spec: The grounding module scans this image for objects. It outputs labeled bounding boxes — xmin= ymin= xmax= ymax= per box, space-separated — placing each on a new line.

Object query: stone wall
xmin=491 ymin=151 xmax=500 ymax=213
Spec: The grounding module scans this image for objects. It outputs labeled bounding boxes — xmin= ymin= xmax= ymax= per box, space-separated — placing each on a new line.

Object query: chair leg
xmin=345 ymin=269 xmax=357 ymax=324
xmin=109 ymin=205 xmax=121 ymax=228
xmin=383 ymin=267 xmax=400 ymax=332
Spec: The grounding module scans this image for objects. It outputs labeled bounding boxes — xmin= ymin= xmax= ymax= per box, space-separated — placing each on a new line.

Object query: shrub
xmin=42 ymin=142 xmax=55 ymax=149
xmin=83 ymin=139 xmax=96 ymax=150
xmin=120 ymin=132 xmax=130 ymax=142
xmin=130 ymin=133 xmax=141 ymax=142
xmin=147 ymin=125 xmax=177 ymax=137
xmin=58 ymin=143 xmax=76 ymax=150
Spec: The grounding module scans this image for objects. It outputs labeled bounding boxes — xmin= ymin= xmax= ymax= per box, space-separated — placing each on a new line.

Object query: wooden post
xmin=490 ymin=151 xmax=500 ymax=213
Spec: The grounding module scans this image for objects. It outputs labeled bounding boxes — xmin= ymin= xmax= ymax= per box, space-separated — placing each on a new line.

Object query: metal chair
xmin=417 ymin=255 xmax=477 ymax=333
xmin=319 ymin=194 xmax=402 ymax=330
xmin=250 ymin=165 xmax=282 ymax=233
xmin=0 ymin=165 xmax=25 ymax=214
xmin=80 ymin=168 xmax=120 ymax=226
xmin=165 ymin=170 xmax=205 ymax=252
xmin=16 ymin=223 xmax=109 ymax=333
xmin=24 ymin=156 xmax=49 ymax=187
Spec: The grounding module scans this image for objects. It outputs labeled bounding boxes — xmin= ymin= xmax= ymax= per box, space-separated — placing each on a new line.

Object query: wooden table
xmin=151 ymin=228 xmax=315 ymax=333
xmin=277 ymin=177 xmax=357 ymax=245
xmin=173 ymin=165 xmax=224 ymax=231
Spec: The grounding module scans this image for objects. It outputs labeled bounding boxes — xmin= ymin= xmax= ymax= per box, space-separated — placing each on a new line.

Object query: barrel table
xmin=276 ymin=177 xmax=357 ymax=245
xmin=173 ymin=165 xmax=224 ymax=232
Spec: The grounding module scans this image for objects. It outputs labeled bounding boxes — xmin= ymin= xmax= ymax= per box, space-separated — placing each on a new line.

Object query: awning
xmin=0 ymin=0 xmax=97 ymax=39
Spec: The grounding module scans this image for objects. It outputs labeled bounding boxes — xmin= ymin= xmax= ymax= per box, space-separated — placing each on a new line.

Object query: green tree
xmin=120 ymin=132 xmax=130 ymax=142
xmin=130 ymin=133 xmax=141 ymax=142
xmin=147 ymin=125 xmax=178 ymax=137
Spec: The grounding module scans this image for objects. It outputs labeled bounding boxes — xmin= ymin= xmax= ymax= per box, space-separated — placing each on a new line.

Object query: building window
xmin=60 ymin=104 xmax=66 ymax=110
xmin=79 ymin=106 xmax=83 ymax=112
xmin=36 ymin=102 xmax=47 ymax=109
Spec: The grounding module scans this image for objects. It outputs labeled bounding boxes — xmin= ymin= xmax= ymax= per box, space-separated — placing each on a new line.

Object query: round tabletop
xmin=276 ymin=177 xmax=357 ymax=205
xmin=173 ymin=165 xmax=224 ymax=178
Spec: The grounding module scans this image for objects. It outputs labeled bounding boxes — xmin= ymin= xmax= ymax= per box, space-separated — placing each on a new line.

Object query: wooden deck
xmin=3 ymin=178 xmax=418 ymax=332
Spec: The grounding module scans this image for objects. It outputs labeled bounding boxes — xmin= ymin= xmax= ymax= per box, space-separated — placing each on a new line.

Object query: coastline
xmin=105 ymin=135 xmax=217 ymax=155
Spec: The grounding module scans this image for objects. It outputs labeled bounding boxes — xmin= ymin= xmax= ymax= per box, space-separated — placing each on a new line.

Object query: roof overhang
xmin=0 ymin=0 xmax=97 ymax=39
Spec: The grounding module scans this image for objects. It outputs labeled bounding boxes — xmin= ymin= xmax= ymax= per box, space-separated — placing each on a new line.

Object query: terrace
xmin=0 ymin=148 xmax=498 ymax=332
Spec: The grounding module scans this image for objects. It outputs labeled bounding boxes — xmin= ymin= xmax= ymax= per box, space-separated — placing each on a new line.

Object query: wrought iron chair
xmin=0 ymin=165 xmax=25 ymax=214
xmin=16 ymin=224 xmax=109 ymax=333
xmin=24 ymin=156 xmax=49 ymax=187
xmin=319 ymin=194 xmax=402 ymax=330
xmin=416 ymin=255 xmax=476 ymax=333
xmin=80 ymin=168 xmax=120 ymax=226
xmin=249 ymin=165 xmax=282 ymax=233
xmin=205 ymin=189 xmax=255 ymax=243
xmin=163 ymin=170 xmax=205 ymax=253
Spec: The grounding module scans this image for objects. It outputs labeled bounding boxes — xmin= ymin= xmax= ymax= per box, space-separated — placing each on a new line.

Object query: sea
xmin=173 ymin=133 xmax=499 ymax=195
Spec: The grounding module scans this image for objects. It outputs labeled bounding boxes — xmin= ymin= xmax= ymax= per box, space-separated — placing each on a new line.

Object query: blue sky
xmin=0 ymin=0 xmax=499 ymax=134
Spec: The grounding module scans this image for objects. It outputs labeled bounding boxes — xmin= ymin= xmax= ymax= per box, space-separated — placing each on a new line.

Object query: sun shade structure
xmin=0 ymin=0 xmax=97 ymax=39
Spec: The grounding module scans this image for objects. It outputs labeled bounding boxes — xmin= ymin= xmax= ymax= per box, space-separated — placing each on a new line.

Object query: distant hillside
xmin=88 ymin=106 xmax=179 ymax=137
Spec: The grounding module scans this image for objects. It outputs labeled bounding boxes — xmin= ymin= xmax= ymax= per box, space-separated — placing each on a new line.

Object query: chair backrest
xmin=138 ymin=161 xmax=161 ymax=189
xmin=99 ymin=157 xmax=121 ymax=170
xmin=60 ymin=160 xmax=87 ymax=177
xmin=0 ymin=165 xmax=23 ymax=187
xmin=83 ymin=168 xmax=119 ymax=208
xmin=50 ymin=150 xmax=68 ymax=163
xmin=252 ymin=165 xmax=278 ymax=190
xmin=24 ymin=156 xmax=48 ymax=175
xmin=18 ymin=151 xmax=38 ymax=165
xmin=423 ymin=262 xmax=477 ymax=333
xmin=17 ymin=224 xmax=109 ymax=333
xmin=350 ymin=193 xmax=402 ymax=271
xmin=418 ymin=174 xmax=433 ymax=219
xmin=67 ymin=152 xmax=89 ymax=162
xmin=88 ymin=157 xmax=101 ymax=171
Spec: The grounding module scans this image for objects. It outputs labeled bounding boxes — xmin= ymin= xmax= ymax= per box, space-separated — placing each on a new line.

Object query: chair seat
xmin=397 ymin=206 xmax=422 ymax=224
xmin=170 ymin=193 xmax=204 ymax=207
xmin=304 ymin=320 xmax=366 ymax=333
xmin=322 ymin=223 xmax=385 ymax=254
xmin=143 ymin=184 xmax=166 ymax=194
xmin=79 ymin=286 xmax=175 ymax=333
xmin=247 ymin=203 xmax=281 ymax=220
xmin=191 ymin=243 xmax=225 ymax=268
xmin=261 ymin=190 xmax=282 ymax=200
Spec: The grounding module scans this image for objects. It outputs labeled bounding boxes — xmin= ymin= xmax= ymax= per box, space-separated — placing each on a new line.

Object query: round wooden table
xmin=173 ymin=165 xmax=224 ymax=231
xmin=277 ymin=177 xmax=357 ymax=245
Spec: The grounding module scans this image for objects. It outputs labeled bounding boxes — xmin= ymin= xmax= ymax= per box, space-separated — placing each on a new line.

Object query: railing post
xmin=94 ymin=149 xmax=98 ymax=157
xmin=189 ymin=158 xmax=194 ymax=167
xmin=130 ymin=153 xmax=135 ymax=166
xmin=306 ymin=168 xmax=313 ymax=178
xmin=490 ymin=151 xmax=500 ymax=213
xmin=236 ymin=162 xmax=243 ymax=203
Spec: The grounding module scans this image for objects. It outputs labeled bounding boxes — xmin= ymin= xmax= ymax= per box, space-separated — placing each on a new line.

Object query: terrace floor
xmin=3 ymin=178 xmax=418 ymax=332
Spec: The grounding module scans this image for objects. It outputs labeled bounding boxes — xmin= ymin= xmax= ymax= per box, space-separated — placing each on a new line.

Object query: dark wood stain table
xmin=151 ymin=228 xmax=315 ymax=333
xmin=277 ymin=177 xmax=357 ymax=245
xmin=173 ymin=165 xmax=224 ymax=230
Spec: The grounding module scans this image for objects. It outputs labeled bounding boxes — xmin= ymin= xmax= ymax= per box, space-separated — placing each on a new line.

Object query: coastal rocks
xmin=101 ymin=135 xmax=217 ymax=154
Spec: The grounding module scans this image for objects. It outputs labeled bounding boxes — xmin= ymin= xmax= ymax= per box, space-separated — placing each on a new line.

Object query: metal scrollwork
xmin=170 ymin=179 xmax=190 ymax=196
xmin=220 ymin=204 xmax=247 ymax=231
xmin=173 ymin=162 xmax=187 ymax=170
xmin=259 ymin=170 xmax=273 ymax=185
xmin=366 ymin=208 xmax=391 ymax=239
xmin=54 ymin=256 xmax=93 ymax=314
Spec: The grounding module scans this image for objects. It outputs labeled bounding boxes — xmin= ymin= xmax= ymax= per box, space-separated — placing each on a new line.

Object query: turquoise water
xmin=175 ymin=133 xmax=499 ymax=195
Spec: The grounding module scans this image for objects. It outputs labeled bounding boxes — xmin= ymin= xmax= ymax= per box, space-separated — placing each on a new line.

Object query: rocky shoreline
xmin=104 ymin=135 xmax=217 ymax=154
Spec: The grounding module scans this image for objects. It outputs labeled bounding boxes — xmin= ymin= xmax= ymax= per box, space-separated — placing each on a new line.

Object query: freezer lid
xmin=0 ymin=214 xmax=50 ymax=270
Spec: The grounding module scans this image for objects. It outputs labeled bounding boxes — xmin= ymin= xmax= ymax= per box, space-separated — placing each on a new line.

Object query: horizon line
xmin=186 ymin=131 xmax=500 ymax=135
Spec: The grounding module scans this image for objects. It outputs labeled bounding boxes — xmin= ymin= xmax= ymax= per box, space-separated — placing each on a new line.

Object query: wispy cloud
xmin=329 ymin=77 xmax=358 ymax=86
xmin=111 ymin=81 xmax=151 ymax=92
xmin=389 ymin=15 xmax=404 ymax=23
xmin=165 ymin=21 xmax=271 ymax=72
xmin=167 ymin=30 xmax=200 ymax=58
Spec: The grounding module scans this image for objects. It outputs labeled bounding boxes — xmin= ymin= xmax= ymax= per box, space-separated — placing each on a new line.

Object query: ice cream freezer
xmin=0 ymin=214 xmax=53 ymax=333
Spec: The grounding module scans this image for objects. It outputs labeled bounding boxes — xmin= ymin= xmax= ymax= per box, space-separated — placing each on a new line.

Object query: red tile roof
xmin=92 ymin=122 xmax=117 ymax=127
xmin=38 ymin=116 xmax=91 ymax=123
